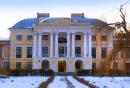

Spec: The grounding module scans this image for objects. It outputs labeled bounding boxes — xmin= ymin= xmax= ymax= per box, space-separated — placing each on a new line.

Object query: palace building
xmin=0 ymin=13 xmax=113 ymax=74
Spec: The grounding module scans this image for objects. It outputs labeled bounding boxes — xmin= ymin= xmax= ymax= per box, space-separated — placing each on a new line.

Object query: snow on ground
xmin=48 ymin=76 xmax=88 ymax=88
xmin=80 ymin=76 xmax=130 ymax=88
xmin=48 ymin=76 xmax=67 ymax=88
xmin=67 ymin=76 xmax=88 ymax=88
xmin=0 ymin=76 xmax=48 ymax=88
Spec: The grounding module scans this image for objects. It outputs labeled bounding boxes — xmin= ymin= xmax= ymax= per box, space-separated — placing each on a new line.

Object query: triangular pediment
xmin=37 ymin=18 xmax=88 ymax=26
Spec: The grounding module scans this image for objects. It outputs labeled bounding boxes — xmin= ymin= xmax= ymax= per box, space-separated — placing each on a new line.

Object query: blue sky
xmin=0 ymin=0 xmax=130 ymax=39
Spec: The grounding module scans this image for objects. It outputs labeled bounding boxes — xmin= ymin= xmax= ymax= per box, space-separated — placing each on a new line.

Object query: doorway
xmin=58 ymin=60 xmax=66 ymax=72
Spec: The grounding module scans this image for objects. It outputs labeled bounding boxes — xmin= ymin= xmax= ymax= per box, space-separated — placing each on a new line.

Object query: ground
xmin=0 ymin=76 xmax=130 ymax=88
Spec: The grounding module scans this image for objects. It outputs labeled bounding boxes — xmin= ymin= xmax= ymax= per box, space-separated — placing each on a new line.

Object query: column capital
xmin=83 ymin=32 xmax=87 ymax=35
xmin=72 ymin=32 xmax=76 ymax=35
xmin=55 ymin=32 xmax=59 ymax=35
xmin=38 ymin=32 xmax=42 ymax=35
xmin=67 ymin=32 xmax=71 ymax=35
xmin=50 ymin=32 xmax=54 ymax=35
xmin=88 ymin=32 xmax=92 ymax=35
xmin=33 ymin=32 xmax=37 ymax=35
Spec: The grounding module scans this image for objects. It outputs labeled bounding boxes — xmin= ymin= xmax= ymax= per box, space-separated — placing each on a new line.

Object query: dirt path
xmin=47 ymin=76 xmax=88 ymax=88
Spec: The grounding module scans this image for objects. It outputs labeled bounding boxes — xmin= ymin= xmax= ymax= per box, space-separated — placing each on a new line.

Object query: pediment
xmin=37 ymin=18 xmax=88 ymax=26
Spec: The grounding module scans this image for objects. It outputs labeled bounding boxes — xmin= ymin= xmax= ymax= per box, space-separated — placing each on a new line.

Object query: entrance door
xmin=58 ymin=61 xmax=66 ymax=72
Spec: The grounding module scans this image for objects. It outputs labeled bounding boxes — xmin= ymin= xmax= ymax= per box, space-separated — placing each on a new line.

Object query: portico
xmin=33 ymin=30 xmax=92 ymax=58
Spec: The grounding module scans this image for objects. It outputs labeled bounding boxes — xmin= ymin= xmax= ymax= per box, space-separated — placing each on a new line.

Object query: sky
xmin=0 ymin=0 xmax=130 ymax=39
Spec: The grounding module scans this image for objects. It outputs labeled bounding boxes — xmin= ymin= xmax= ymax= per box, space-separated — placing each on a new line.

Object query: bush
xmin=41 ymin=69 xmax=54 ymax=76
xmin=75 ymin=69 xmax=90 ymax=76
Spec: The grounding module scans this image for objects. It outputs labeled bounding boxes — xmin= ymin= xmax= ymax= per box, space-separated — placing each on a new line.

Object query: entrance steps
xmin=55 ymin=72 xmax=75 ymax=76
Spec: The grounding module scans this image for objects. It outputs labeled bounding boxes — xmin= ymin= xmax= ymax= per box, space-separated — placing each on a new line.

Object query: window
xmin=126 ymin=48 xmax=130 ymax=58
xmin=16 ymin=47 xmax=22 ymax=58
xmin=42 ymin=47 xmax=48 ymax=57
xmin=75 ymin=47 xmax=81 ymax=57
xmin=27 ymin=47 xmax=32 ymax=58
xmin=16 ymin=62 xmax=21 ymax=69
xmin=27 ymin=35 xmax=32 ymax=40
xmin=42 ymin=34 xmax=48 ymax=40
xmin=75 ymin=34 xmax=81 ymax=40
xmin=92 ymin=63 xmax=96 ymax=69
xmin=92 ymin=35 xmax=96 ymax=41
xmin=92 ymin=47 xmax=96 ymax=58
xmin=4 ymin=62 xmax=9 ymax=69
xmin=101 ymin=47 xmax=107 ymax=58
xmin=27 ymin=62 xmax=32 ymax=70
xmin=16 ymin=35 xmax=22 ymax=41
xmin=0 ymin=47 xmax=2 ymax=58
xmin=102 ymin=35 xmax=107 ymax=41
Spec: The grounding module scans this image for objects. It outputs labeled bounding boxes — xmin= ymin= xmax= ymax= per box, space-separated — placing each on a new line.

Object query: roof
xmin=10 ymin=17 xmax=111 ymax=29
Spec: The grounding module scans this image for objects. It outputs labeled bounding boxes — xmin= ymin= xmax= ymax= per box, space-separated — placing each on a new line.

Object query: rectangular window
xmin=42 ymin=34 xmax=48 ymax=40
xmin=4 ymin=62 xmax=9 ymax=69
xmin=126 ymin=48 xmax=130 ymax=58
xmin=102 ymin=35 xmax=107 ymax=41
xmin=27 ymin=62 xmax=32 ymax=70
xmin=75 ymin=47 xmax=81 ymax=57
xmin=27 ymin=35 xmax=32 ymax=40
xmin=92 ymin=35 xmax=96 ymax=41
xmin=16 ymin=35 xmax=22 ymax=41
xmin=92 ymin=47 xmax=96 ymax=58
xmin=16 ymin=62 xmax=21 ymax=69
xmin=16 ymin=47 xmax=22 ymax=58
xmin=101 ymin=47 xmax=107 ymax=58
xmin=27 ymin=47 xmax=32 ymax=58
xmin=92 ymin=63 xmax=96 ymax=69
xmin=75 ymin=34 xmax=81 ymax=40
xmin=42 ymin=47 xmax=48 ymax=57
xmin=0 ymin=47 xmax=2 ymax=58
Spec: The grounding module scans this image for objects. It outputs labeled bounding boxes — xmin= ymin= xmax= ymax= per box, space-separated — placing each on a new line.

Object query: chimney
xmin=71 ymin=13 xmax=84 ymax=18
xmin=37 ymin=13 xmax=50 ymax=18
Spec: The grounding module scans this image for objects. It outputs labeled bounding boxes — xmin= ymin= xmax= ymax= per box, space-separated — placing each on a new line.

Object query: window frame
xmin=27 ymin=62 xmax=32 ymax=70
xmin=16 ymin=62 xmax=21 ymax=70
xmin=75 ymin=47 xmax=81 ymax=57
xmin=92 ymin=47 xmax=96 ymax=58
xmin=42 ymin=34 xmax=48 ymax=40
xmin=0 ymin=47 xmax=2 ymax=58
xmin=75 ymin=34 xmax=81 ymax=40
xmin=101 ymin=47 xmax=107 ymax=58
xmin=27 ymin=47 xmax=32 ymax=58
xmin=42 ymin=47 xmax=48 ymax=57
xmin=101 ymin=35 xmax=107 ymax=41
xmin=4 ymin=62 xmax=9 ymax=69
xmin=16 ymin=35 xmax=22 ymax=41
xmin=16 ymin=47 xmax=22 ymax=58
xmin=27 ymin=35 xmax=32 ymax=40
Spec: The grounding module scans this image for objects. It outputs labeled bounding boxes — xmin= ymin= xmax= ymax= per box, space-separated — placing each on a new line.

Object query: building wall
xmin=9 ymin=26 xmax=113 ymax=72
xmin=0 ymin=41 xmax=10 ymax=69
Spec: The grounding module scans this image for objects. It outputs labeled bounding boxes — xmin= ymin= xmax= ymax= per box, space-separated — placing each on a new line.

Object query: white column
xmin=83 ymin=32 xmax=87 ymax=57
xmin=88 ymin=32 xmax=92 ymax=58
xmin=71 ymin=32 xmax=75 ymax=57
xmin=67 ymin=32 xmax=70 ymax=58
xmin=33 ymin=32 xmax=37 ymax=58
xmin=50 ymin=32 xmax=53 ymax=58
xmin=38 ymin=32 xmax=42 ymax=58
xmin=55 ymin=32 xmax=58 ymax=57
